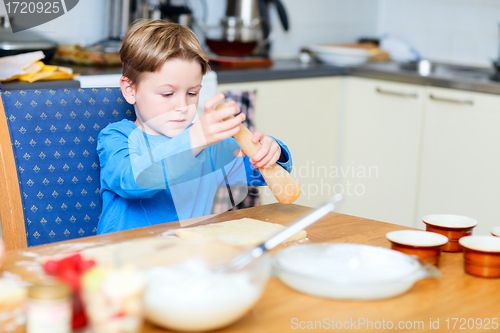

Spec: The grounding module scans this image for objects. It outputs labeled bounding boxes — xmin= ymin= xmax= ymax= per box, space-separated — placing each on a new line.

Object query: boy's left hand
xmin=236 ymin=132 xmax=282 ymax=169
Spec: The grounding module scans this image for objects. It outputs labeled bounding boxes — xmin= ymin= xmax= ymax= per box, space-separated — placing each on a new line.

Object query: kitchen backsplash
xmin=268 ymin=0 xmax=499 ymax=67
xmin=266 ymin=0 xmax=378 ymax=59
xmin=0 ymin=0 xmax=110 ymax=47
xmin=205 ymin=0 xmax=500 ymax=67
xmin=378 ymin=0 xmax=500 ymax=67
xmin=1 ymin=0 xmax=498 ymax=67
xmin=177 ymin=0 xmax=500 ymax=67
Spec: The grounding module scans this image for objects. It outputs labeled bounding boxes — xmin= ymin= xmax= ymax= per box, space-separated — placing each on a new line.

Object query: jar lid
xmin=27 ymin=279 xmax=70 ymax=300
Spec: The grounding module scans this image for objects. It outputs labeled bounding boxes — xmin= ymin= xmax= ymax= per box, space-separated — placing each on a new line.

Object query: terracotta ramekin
xmin=459 ymin=236 xmax=500 ymax=278
xmin=491 ymin=227 xmax=500 ymax=237
xmin=386 ymin=230 xmax=448 ymax=266
xmin=422 ymin=214 xmax=477 ymax=252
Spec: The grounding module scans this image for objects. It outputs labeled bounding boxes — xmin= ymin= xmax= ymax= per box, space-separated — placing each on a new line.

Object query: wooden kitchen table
xmin=2 ymin=203 xmax=499 ymax=333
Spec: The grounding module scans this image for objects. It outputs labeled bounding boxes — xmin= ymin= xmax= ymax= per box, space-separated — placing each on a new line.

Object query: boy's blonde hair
xmin=120 ymin=20 xmax=210 ymax=86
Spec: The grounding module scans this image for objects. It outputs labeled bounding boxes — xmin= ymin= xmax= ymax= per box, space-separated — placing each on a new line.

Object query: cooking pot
xmin=0 ymin=16 xmax=58 ymax=60
xmin=205 ymin=17 xmax=262 ymax=57
xmin=204 ymin=0 xmax=289 ymax=57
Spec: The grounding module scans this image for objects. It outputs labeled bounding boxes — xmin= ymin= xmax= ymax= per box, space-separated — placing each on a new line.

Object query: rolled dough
xmin=175 ymin=218 xmax=307 ymax=246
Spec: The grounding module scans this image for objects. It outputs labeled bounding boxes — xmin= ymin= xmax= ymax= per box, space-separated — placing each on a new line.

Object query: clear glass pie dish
xmin=272 ymin=243 xmax=440 ymax=300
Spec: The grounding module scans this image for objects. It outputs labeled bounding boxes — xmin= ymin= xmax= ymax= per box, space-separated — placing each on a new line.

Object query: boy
xmin=96 ymin=20 xmax=293 ymax=234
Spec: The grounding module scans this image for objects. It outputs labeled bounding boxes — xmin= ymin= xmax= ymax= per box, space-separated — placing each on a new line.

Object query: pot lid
xmin=0 ymin=16 xmax=57 ymax=51
xmin=0 ymin=39 xmax=57 ymax=50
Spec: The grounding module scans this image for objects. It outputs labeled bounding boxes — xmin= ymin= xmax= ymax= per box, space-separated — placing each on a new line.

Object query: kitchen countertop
xmin=211 ymin=60 xmax=349 ymax=83
xmin=351 ymin=61 xmax=500 ymax=95
xmin=0 ymin=60 xmax=348 ymax=90
xmin=0 ymin=79 xmax=80 ymax=91
xmin=216 ymin=59 xmax=500 ymax=95
xmin=50 ymin=60 xmax=351 ymax=84
xmin=2 ymin=59 xmax=500 ymax=95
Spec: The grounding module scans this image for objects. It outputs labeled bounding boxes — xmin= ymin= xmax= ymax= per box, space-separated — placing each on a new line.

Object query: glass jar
xmin=26 ymin=279 xmax=71 ymax=333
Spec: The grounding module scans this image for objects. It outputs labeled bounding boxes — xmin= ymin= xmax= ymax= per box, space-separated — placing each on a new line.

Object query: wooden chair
xmin=0 ymin=87 xmax=135 ymax=250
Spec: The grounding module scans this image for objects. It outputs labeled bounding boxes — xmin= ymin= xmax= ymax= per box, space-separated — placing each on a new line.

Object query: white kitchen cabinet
xmin=417 ymin=87 xmax=500 ymax=235
xmin=338 ymin=77 xmax=425 ymax=227
xmin=218 ymin=75 xmax=500 ymax=235
xmin=218 ymin=77 xmax=342 ymax=208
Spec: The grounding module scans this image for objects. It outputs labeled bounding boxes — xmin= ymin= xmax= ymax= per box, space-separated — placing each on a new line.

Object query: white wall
xmin=189 ymin=0 xmax=379 ymax=59
xmin=206 ymin=0 xmax=500 ymax=66
xmin=183 ymin=0 xmax=378 ymax=59
xmin=377 ymin=0 xmax=500 ymax=67
xmin=154 ymin=0 xmax=378 ymax=59
xmin=267 ymin=0 xmax=379 ymax=58
xmin=1 ymin=0 xmax=498 ymax=66
xmin=266 ymin=0 xmax=500 ymax=65
xmin=0 ymin=0 xmax=110 ymax=47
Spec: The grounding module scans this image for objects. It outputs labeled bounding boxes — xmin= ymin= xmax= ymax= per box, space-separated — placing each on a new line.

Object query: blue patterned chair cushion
xmin=1 ymin=87 xmax=135 ymax=246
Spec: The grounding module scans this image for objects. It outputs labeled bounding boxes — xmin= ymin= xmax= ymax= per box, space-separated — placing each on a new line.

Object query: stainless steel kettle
xmin=225 ymin=0 xmax=261 ymax=29
xmin=205 ymin=0 xmax=289 ymax=57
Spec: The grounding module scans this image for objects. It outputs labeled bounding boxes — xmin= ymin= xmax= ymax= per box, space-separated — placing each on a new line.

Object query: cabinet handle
xmin=429 ymin=94 xmax=474 ymax=105
xmin=376 ymin=87 xmax=418 ymax=98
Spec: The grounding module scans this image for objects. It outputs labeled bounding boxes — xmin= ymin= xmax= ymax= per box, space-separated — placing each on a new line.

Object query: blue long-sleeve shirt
xmin=96 ymin=120 xmax=293 ymax=234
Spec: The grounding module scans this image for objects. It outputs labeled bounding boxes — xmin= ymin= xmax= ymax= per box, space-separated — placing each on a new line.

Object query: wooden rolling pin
xmin=216 ymin=103 xmax=301 ymax=204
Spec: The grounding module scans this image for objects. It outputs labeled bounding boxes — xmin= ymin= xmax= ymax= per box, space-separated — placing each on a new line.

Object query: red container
xmin=459 ymin=236 xmax=500 ymax=278
xmin=386 ymin=230 xmax=448 ymax=267
xmin=422 ymin=215 xmax=477 ymax=252
xmin=390 ymin=243 xmax=442 ymax=266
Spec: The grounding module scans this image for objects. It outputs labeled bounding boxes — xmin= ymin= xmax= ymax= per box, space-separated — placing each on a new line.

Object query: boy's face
xmin=127 ymin=58 xmax=203 ymax=137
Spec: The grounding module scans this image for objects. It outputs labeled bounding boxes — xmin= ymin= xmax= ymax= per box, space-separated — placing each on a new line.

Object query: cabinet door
xmin=218 ymin=77 xmax=341 ymax=208
xmin=338 ymin=77 xmax=425 ymax=227
xmin=418 ymin=87 xmax=500 ymax=235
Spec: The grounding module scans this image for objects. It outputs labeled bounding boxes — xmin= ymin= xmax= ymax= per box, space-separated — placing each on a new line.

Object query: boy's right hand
xmin=190 ymin=93 xmax=246 ymax=155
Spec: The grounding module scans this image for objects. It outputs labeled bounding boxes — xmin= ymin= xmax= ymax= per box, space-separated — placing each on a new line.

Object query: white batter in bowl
xmin=120 ymin=239 xmax=271 ymax=332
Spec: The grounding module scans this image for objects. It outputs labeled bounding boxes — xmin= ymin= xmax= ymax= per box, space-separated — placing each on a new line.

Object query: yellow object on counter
xmin=0 ymin=51 xmax=44 ymax=81
xmin=0 ymin=51 xmax=78 ymax=83
xmin=13 ymin=61 xmax=77 ymax=83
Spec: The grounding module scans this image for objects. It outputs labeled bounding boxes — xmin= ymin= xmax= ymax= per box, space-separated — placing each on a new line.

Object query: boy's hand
xmin=236 ymin=132 xmax=282 ymax=169
xmin=190 ymin=94 xmax=246 ymax=155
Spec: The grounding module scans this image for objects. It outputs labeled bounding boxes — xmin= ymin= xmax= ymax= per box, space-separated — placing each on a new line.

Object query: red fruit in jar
xmin=70 ymin=253 xmax=83 ymax=266
xmin=72 ymin=292 xmax=87 ymax=329
xmin=78 ymin=259 xmax=96 ymax=274
xmin=58 ymin=258 xmax=75 ymax=273
xmin=59 ymin=269 xmax=81 ymax=291
xmin=41 ymin=252 xmax=95 ymax=330
xmin=43 ymin=260 xmax=60 ymax=275
xmin=72 ymin=310 xmax=87 ymax=330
